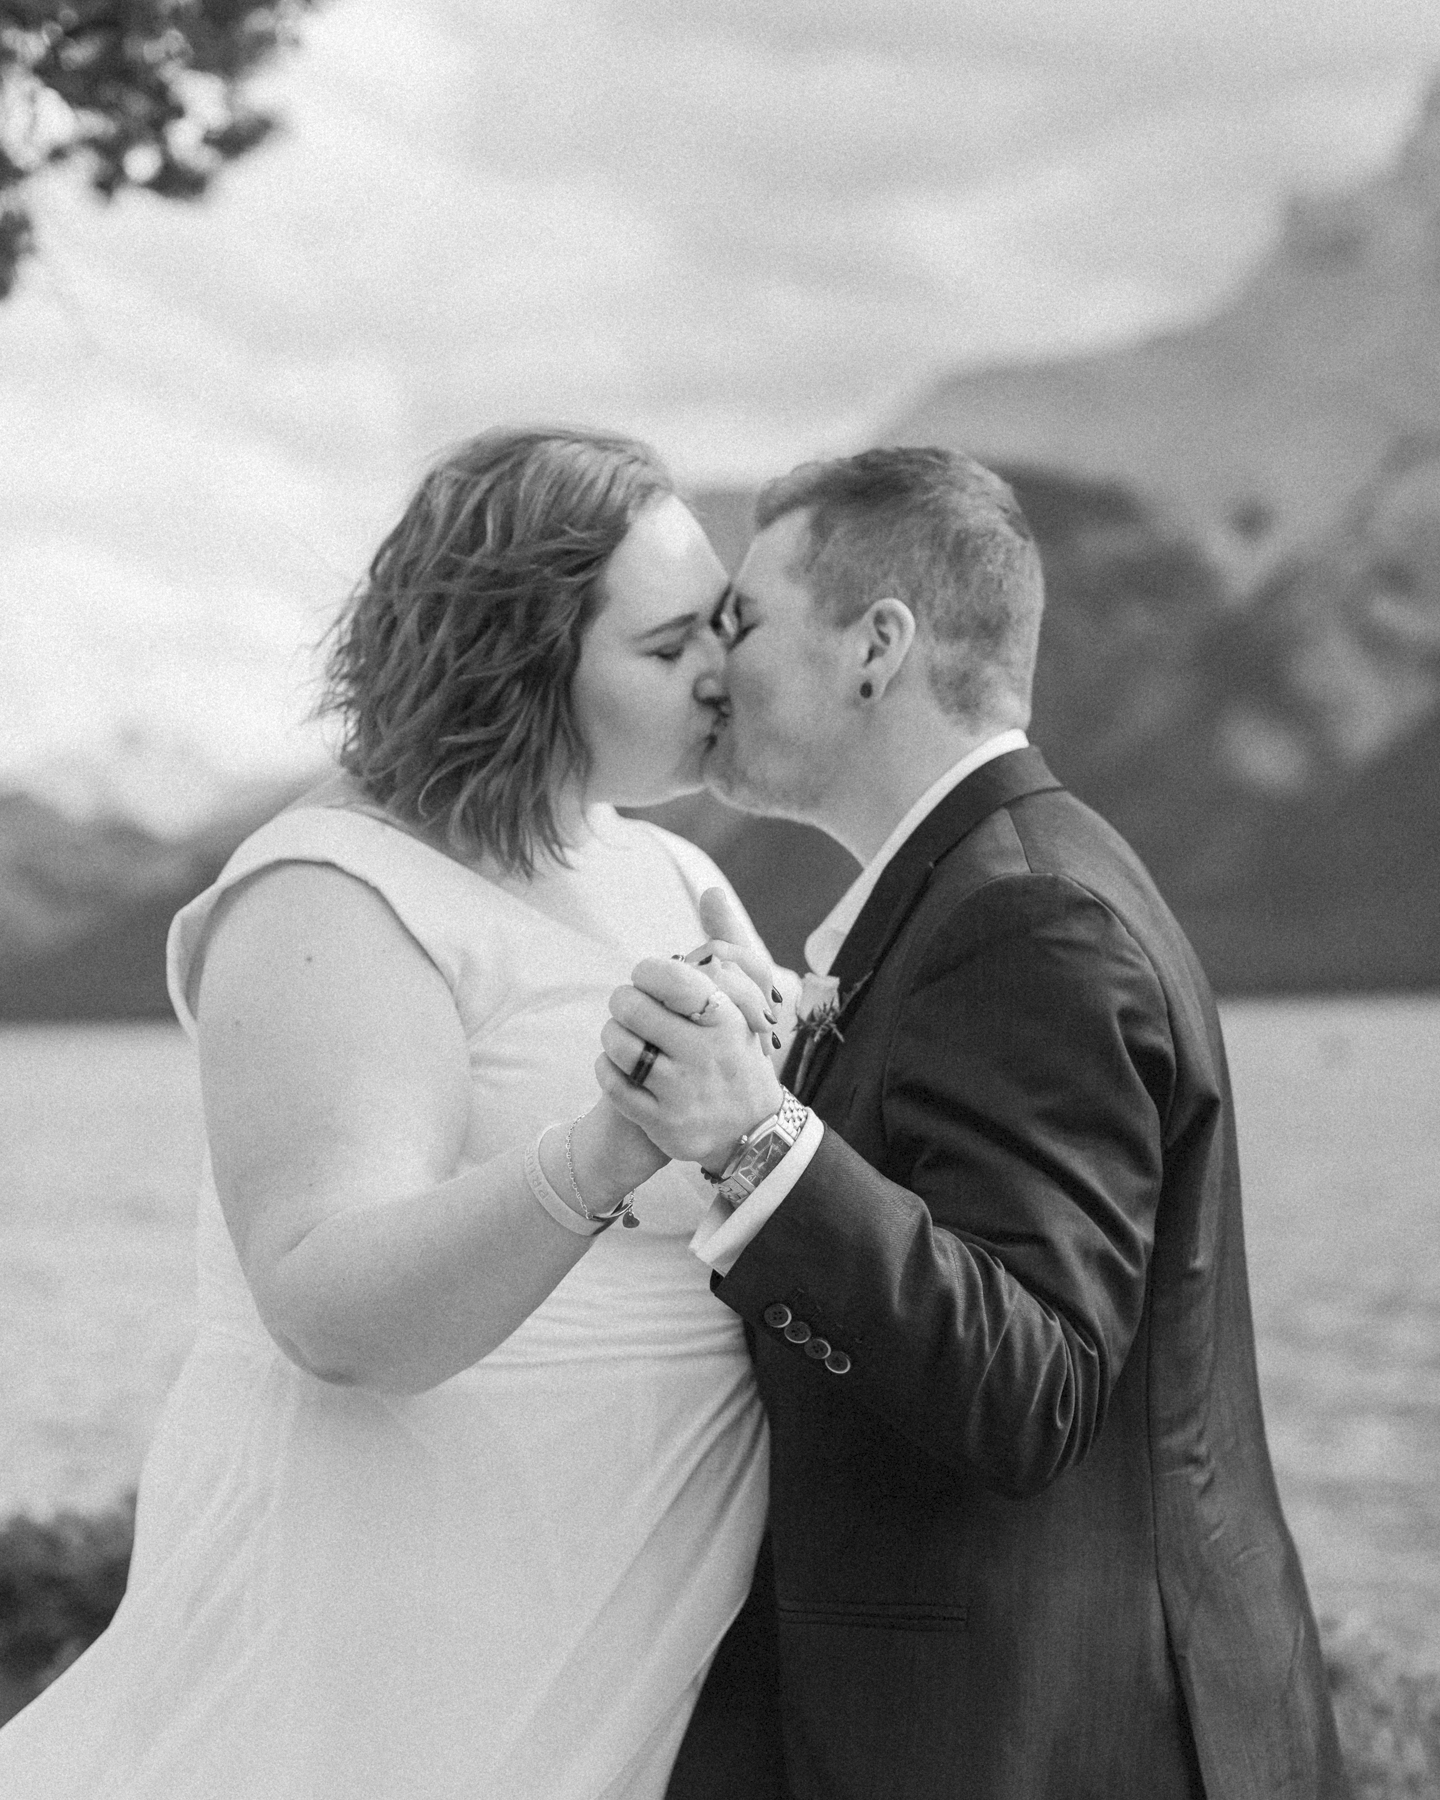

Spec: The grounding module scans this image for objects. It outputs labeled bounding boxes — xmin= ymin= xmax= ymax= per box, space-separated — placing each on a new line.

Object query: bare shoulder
xmin=194 ymin=860 xmax=473 ymax=1248
xmin=194 ymin=860 xmax=464 ymax=1096
xmin=196 ymin=859 xmax=445 ymax=1012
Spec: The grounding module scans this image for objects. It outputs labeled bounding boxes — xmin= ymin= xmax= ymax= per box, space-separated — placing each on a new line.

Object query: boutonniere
xmin=792 ymin=970 xmax=869 ymax=1089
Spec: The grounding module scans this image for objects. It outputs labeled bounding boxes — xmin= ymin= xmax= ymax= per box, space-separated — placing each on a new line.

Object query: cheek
xmin=577 ymin=661 xmax=688 ymax=770
xmin=735 ymin=658 xmax=814 ymax=736
xmin=728 ymin=655 xmax=778 ymax=719
xmin=571 ymin=654 xmax=630 ymax=764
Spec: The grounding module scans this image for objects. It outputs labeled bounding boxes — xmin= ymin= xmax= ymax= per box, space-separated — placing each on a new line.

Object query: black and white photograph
xmin=2 ymin=3 xmax=1438 ymax=1795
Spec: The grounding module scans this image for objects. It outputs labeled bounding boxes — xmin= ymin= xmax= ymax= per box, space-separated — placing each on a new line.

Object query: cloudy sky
xmin=4 ymin=0 xmax=1439 ymax=823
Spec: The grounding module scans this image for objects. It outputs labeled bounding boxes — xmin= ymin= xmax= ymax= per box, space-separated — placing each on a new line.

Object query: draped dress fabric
xmin=0 ymin=804 xmax=769 ymax=1800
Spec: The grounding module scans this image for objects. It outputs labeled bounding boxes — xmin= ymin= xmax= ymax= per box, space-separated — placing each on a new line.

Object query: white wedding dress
xmin=0 ymin=803 xmax=768 ymax=1799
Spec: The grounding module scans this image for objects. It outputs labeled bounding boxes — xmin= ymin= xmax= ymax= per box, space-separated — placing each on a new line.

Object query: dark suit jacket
xmin=668 ymin=748 xmax=1349 ymax=1800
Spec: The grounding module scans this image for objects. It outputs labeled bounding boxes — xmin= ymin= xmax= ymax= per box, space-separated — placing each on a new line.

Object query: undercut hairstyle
xmin=754 ymin=446 xmax=1045 ymax=723
xmin=323 ymin=427 xmax=672 ymax=876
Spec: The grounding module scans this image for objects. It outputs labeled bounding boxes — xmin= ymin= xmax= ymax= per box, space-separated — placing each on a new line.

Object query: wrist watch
xmin=708 ymin=1090 xmax=810 ymax=1208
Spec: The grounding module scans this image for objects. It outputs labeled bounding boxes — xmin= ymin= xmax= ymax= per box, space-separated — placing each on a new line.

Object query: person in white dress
xmin=0 ymin=428 xmax=781 ymax=1799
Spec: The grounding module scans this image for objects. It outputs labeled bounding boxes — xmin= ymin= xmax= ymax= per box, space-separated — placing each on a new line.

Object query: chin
xmin=703 ymin=746 xmax=790 ymax=818
xmin=658 ymin=772 xmax=707 ymax=804
xmin=615 ymin=749 xmax=709 ymax=810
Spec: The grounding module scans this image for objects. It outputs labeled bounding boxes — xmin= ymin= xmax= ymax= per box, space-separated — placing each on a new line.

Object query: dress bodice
xmin=166 ymin=801 xmax=743 ymax=1368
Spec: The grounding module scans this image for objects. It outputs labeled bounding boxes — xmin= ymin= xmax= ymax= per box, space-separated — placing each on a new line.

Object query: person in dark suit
xmin=596 ymin=447 xmax=1350 ymax=1800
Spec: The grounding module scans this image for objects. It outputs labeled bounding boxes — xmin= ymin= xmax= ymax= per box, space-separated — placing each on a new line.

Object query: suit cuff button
xmin=803 ymin=1337 xmax=832 ymax=1361
xmin=824 ymin=1349 xmax=852 ymax=1375
xmin=783 ymin=1320 xmax=812 ymax=1344
xmin=763 ymin=1303 xmax=792 ymax=1330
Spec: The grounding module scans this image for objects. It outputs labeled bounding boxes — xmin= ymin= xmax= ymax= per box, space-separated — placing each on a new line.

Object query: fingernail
xmin=671 ymin=953 xmax=684 ymax=960
xmin=699 ymin=954 xmax=713 ymax=966
xmin=771 ymin=987 xmax=782 ymax=1004
xmin=771 ymin=1032 xmax=782 ymax=1049
xmin=764 ymin=1010 xmax=777 ymax=1024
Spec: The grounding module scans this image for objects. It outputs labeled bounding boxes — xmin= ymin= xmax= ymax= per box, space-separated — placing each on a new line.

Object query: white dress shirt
xmin=692 ymin=729 xmax=1029 ymax=1274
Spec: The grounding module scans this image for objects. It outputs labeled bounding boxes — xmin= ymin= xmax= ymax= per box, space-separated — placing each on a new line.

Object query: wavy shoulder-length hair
xmin=322 ymin=427 xmax=673 ymax=875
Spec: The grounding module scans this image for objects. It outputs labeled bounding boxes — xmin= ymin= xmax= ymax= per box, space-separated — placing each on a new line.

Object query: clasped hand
xmin=595 ymin=889 xmax=785 ymax=1171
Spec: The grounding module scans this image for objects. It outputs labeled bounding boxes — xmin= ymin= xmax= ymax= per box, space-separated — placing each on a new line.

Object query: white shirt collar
xmin=803 ymin=729 xmax=1029 ymax=977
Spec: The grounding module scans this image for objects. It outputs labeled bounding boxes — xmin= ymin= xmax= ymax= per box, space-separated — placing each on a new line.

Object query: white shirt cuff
xmin=690 ymin=1108 xmax=825 ymax=1277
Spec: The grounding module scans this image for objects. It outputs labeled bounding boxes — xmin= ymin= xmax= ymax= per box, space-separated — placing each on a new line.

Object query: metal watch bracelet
xmin=711 ymin=1090 xmax=810 ymax=1208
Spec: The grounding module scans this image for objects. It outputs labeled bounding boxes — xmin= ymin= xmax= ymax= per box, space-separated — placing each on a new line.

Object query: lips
xmin=699 ymin=699 xmax=731 ymax=750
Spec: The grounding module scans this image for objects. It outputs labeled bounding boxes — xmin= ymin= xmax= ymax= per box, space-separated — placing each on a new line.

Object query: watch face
xmin=739 ymin=1128 xmax=783 ymax=1179
xmin=731 ymin=1146 xmax=766 ymax=1186
xmin=719 ymin=1103 xmax=806 ymax=1205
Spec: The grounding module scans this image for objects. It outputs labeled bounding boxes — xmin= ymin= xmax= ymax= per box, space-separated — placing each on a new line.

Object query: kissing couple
xmin=0 ymin=429 xmax=1349 ymax=1799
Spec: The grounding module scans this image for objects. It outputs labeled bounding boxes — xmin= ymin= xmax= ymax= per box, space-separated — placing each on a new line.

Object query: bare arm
xmin=194 ymin=861 xmax=664 ymax=1394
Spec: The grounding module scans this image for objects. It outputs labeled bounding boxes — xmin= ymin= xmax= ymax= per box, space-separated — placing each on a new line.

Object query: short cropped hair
xmin=323 ymin=427 xmax=672 ymax=875
xmin=754 ymin=446 xmax=1044 ymax=723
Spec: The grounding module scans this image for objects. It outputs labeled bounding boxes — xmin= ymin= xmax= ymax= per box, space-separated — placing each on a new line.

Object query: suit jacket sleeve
xmin=714 ymin=872 xmax=1176 ymax=1497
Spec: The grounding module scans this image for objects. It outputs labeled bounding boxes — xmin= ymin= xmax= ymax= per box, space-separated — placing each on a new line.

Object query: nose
xmin=693 ymin=618 xmax=729 ymax=708
xmin=693 ymin=666 xmax=729 ymax=716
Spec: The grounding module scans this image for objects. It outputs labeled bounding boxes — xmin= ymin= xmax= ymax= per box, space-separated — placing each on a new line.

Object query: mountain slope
xmin=0 ymin=783 xmax=310 ymax=1021
xmin=685 ymin=434 xmax=1440 ymax=993
xmin=890 ymin=77 xmax=1440 ymax=570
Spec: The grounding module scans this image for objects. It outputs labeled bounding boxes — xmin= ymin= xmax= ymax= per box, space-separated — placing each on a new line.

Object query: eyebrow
xmin=633 ymin=583 xmax=737 ymax=643
xmin=633 ymin=609 xmax=705 ymax=643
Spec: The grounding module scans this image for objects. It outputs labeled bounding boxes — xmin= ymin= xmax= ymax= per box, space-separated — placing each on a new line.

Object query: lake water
xmin=2 ymin=1001 xmax=1438 ymax=1667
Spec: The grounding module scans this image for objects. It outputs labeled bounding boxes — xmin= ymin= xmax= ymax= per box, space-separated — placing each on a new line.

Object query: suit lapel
xmin=794 ymin=747 xmax=1062 ymax=1102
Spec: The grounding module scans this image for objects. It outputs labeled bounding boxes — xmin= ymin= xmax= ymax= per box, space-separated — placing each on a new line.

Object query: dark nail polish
xmin=671 ymin=952 xmax=684 ymax=960
xmin=772 ymin=1032 xmax=782 ymax=1049
xmin=699 ymin=954 xmax=713 ymax=966
xmin=764 ymin=1010 xmax=777 ymax=1024
xmin=771 ymin=987 xmax=782 ymax=1004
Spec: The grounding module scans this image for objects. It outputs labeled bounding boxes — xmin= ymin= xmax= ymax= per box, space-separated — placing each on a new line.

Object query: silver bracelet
xmin=563 ymin=1120 xmax=640 ymax=1231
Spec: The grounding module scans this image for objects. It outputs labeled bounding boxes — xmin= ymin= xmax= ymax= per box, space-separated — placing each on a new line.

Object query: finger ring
xmin=628 ymin=1040 xmax=661 ymax=1087
xmin=687 ymin=991 xmax=722 ymax=1025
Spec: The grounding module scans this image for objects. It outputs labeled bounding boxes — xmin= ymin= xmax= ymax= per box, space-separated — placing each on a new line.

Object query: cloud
xmin=17 ymin=1 xmax=1435 ymax=467
xmin=2 ymin=0 xmax=1438 ymax=787
xmin=611 ymin=0 xmax=1440 ymax=80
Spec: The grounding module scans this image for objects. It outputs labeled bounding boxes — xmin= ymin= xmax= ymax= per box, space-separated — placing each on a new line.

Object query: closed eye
xmin=713 ymin=592 xmax=755 ymax=648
